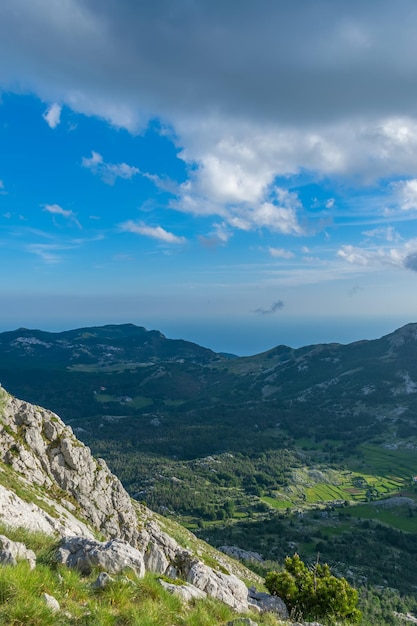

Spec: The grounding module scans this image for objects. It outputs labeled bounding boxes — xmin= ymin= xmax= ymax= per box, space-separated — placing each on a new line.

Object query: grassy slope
xmin=0 ymin=525 xmax=282 ymax=626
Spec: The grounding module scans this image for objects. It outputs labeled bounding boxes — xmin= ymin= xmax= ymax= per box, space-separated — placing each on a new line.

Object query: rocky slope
xmin=0 ymin=385 xmax=293 ymax=618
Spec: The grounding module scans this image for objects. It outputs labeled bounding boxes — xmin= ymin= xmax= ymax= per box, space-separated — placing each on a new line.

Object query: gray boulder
xmin=144 ymin=540 xmax=170 ymax=574
xmin=0 ymin=534 xmax=36 ymax=569
xmin=247 ymin=587 xmax=289 ymax=618
xmin=56 ymin=536 xmax=145 ymax=577
xmin=185 ymin=560 xmax=248 ymax=612
xmin=159 ymin=579 xmax=207 ymax=602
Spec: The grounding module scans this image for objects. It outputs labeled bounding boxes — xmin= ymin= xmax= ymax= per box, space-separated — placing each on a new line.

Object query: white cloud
xmin=391 ymin=178 xmax=417 ymax=211
xmin=42 ymin=103 xmax=61 ymax=128
xmin=43 ymin=203 xmax=73 ymax=218
xmin=337 ymin=237 xmax=417 ymax=269
xmin=173 ymin=145 xmax=304 ymax=234
xmin=43 ymin=203 xmax=81 ymax=228
xmin=362 ymin=226 xmax=401 ymax=242
xmin=199 ymin=222 xmax=231 ymax=248
xmin=82 ymin=151 xmax=103 ymax=169
xmin=269 ymin=247 xmax=295 ymax=259
xmin=82 ymin=151 xmax=140 ymax=184
xmin=120 ymin=220 xmax=186 ymax=244
xmin=212 ymin=222 xmax=230 ymax=243
xmin=26 ymin=243 xmax=63 ymax=264
xmin=7 ymin=2 xmax=417 ymax=242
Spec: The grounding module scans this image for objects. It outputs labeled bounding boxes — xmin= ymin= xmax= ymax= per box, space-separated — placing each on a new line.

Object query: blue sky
xmin=2 ymin=1 xmax=417 ymax=354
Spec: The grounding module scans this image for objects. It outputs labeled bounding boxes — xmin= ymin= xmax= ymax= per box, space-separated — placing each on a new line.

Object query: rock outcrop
xmin=0 ymin=482 xmax=95 ymax=538
xmin=56 ymin=536 xmax=146 ymax=577
xmin=0 ymin=390 xmax=138 ymax=544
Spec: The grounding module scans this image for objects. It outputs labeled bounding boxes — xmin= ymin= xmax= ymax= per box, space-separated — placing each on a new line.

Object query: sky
xmin=2 ymin=1 xmax=417 ymax=354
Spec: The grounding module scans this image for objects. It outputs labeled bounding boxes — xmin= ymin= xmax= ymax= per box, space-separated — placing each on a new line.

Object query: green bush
xmin=265 ymin=553 xmax=361 ymax=623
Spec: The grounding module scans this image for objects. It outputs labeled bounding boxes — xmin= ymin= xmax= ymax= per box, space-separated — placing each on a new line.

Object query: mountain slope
xmin=0 ymin=385 xmax=267 ymax=617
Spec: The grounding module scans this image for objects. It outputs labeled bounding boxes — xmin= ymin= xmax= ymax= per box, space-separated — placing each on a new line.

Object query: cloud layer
xmin=4 ymin=0 xmax=417 ymax=228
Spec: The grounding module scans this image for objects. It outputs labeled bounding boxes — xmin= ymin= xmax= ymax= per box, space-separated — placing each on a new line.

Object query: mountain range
xmin=1 ymin=322 xmax=417 ymax=605
xmin=1 ymin=322 xmax=417 ymax=454
xmin=2 ymin=322 xmax=417 ymax=621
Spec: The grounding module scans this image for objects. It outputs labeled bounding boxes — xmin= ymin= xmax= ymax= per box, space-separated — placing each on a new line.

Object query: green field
xmin=354 ymin=444 xmax=417 ymax=479
xmin=348 ymin=501 xmax=417 ymax=532
xmin=259 ymin=444 xmax=417 ymax=514
xmin=261 ymin=496 xmax=291 ymax=509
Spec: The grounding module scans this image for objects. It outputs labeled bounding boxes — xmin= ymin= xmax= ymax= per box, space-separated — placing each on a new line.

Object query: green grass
xmin=261 ymin=496 xmax=291 ymax=510
xmin=0 ymin=525 xmax=280 ymax=626
xmin=354 ymin=444 xmax=417 ymax=480
xmin=348 ymin=502 xmax=417 ymax=532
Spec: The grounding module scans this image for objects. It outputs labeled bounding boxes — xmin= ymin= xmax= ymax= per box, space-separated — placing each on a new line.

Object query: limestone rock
xmin=220 ymin=545 xmax=264 ymax=563
xmin=92 ymin=572 xmax=115 ymax=589
xmin=159 ymin=579 xmax=207 ymax=602
xmin=0 ymin=534 xmax=36 ymax=569
xmin=0 ymin=483 xmax=95 ymax=538
xmin=0 ymin=391 xmax=139 ymax=545
xmin=140 ymin=519 xmax=250 ymax=612
xmin=56 ymin=536 xmax=145 ymax=577
xmin=42 ymin=592 xmax=60 ymax=613
xmin=144 ymin=540 xmax=170 ymax=574
xmin=186 ymin=560 xmax=248 ymax=612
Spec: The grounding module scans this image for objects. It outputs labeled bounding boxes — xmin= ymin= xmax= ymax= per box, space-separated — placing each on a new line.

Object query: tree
xmin=265 ymin=554 xmax=361 ymax=623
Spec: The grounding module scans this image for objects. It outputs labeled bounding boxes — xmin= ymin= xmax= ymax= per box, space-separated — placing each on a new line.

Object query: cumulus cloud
xmin=390 ymin=178 xmax=417 ymax=211
xmin=174 ymin=173 xmax=304 ymax=235
xmin=82 ymin=151 xmax=140 ymax=184
xmin=42 ymin=103 xmax=61 ymax=128
xmin=120 ymin=220 xmax=186 ymax=244
xmin=254 ymin=300 xmax=285 ymax=315
xmin=338 ymin=237 xmax=417 ymax=270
